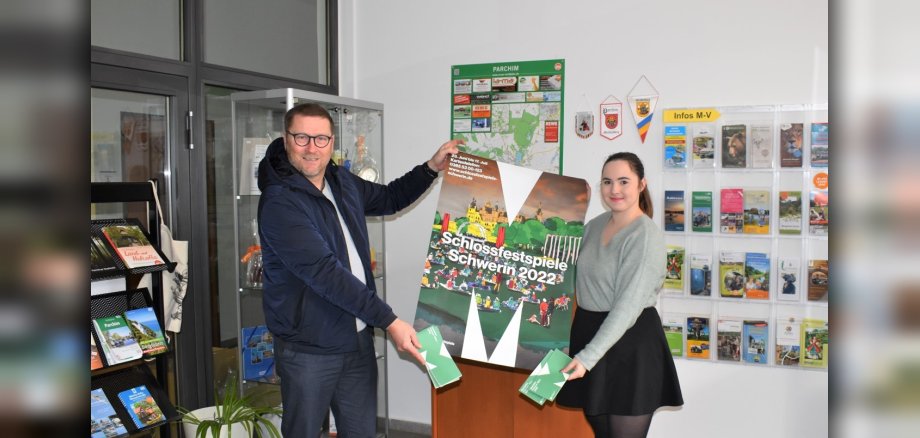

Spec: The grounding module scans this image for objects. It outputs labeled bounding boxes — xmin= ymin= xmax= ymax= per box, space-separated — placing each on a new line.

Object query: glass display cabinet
xmin=230 ymin=88 xmax=388 ymax=436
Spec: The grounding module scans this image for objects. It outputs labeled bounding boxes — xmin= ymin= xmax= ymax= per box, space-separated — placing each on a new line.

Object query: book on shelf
xmin=691 ymin=124 xmax=716 ymax=168
xmin=807 ymin=259 xmax=829 ymax=302
xmin=519 ymin=349 xmax=572 ymax=404
xmin=719 ymin=251 xmax=745 ymax=298
xmin=777 ymin=258 xmax=801 ymax=302
xmin=663 ymin=125 xmax=688 ymax=168
xmin=689 ymin=254 xmax=712 ymax=296
xmin=91 ymin=334 xmax=103 ymax=371
xmin=721 ymin=124 xmax=747 ymax=168
xmin=664 ymin=246 xmax=685 ymax=292
xmin=417 ymin=325 xmax=462 ymax=389
xmin=750 ymin=123 xmax=774 ymax=168
xmin=779 ymin=123 xmax=804 ymax=168
xmin=719 ymin=188 xmax=744 ymax=234
xmin=117 ymin=385 xmax=166 ymax=429
xmin=809 ymin=190 xmax=829 ymax=235
xmin=691 ymin=191 xmax=713 ymax=232
xmin=91 ymin=388 xmax=129 ymax=438
xmin=778 ymin=191 xmax=803 ymax=235
xmin=810 ymin=122 xmax=829 ymax=168
xmin=99 ymin=224 xmax=166 ymax=269
xmin=716 ymin=319 xmax=742 ymax=362
xmin=123 ymin=307 xmax=167 ymax=357
xmin=662 ymin=314 xmax=684 ymax=357
xmin=800 ymin=318 xmax=828 ymax=368
xmin=742 ymin=320 xmax=769 ymax=365
xmin=241 ymin=325 xmax=277 ymax=382
xmin=775 ymin=319 xmax=801 ymax=366
xmin=93 ymin=315 xmax=143 ymax=365
xmin=91 ymin=235 xmax=120 ymax=274
xmin=664 ymin=190 xmax=685 ymax=231
xmin=686 ymin=316 xmax=710 ymax=359
xmin=742 ymin=189 xmax=770 ymax=234
xmin=744 ymin=252 xmax=770 ymax=300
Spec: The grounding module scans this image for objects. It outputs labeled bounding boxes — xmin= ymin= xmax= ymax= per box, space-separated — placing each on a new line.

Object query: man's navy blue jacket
xmin=257 ymin=137 xmax=437 ymax=354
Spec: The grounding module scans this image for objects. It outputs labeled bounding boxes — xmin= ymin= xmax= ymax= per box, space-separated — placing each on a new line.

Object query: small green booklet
xmin=417 ymin=325 xmax=462 ymax=388
xmin=519 ymin=349 xmax=572 ymax=404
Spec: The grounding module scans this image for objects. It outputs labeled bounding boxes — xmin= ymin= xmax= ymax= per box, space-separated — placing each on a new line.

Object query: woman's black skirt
xmin=556 ymin=307 xmax=684 ymax=415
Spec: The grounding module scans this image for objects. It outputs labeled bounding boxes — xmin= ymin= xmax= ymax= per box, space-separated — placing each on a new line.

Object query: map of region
xmin=457 ymin=102 xmax=561 ymax=173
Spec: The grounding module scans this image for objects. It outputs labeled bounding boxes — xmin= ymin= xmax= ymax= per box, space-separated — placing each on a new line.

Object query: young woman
xmin=557 ymin=152 xmax=683 ymax=438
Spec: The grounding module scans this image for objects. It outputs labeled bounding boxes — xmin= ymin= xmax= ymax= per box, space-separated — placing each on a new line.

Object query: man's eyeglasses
xmin=287 ymin=132 xmax=333 ymax=148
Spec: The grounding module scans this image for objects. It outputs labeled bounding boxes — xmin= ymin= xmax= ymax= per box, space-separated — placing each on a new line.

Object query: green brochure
xmin=520 ymin=386 xmax=547 ymax=405
xmin=417 ymin=325 xmax=462 ymax=388
xmin=519 ymin=349 xmax=572 ymax=403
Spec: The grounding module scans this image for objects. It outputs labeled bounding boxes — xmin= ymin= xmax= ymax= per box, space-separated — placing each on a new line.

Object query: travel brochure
xmin=417 ymin=325 xmax=462 ymax=388
xmin=91 ymin=388 xmax=129 ymax=438
xmin=664 ymin=246 xmax=685 ymax=292
xmin=519 ymin=348 xmax=572 ymax=405
xmin=118 ymin=385 xmax=166 ymax=429
xmin=241 ymin=325 xmax=277 ymax=382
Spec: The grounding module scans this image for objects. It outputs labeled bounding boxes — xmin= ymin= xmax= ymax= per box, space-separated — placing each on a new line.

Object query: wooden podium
xmin=431 ymin=358 xmax=592 ymax=437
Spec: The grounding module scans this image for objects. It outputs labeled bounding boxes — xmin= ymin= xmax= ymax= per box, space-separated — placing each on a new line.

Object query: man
xmin=257 ymin=103 xmax=461 ymax=437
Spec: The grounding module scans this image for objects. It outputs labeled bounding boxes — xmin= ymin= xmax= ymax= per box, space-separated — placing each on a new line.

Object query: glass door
xmin=91 ymin=65 xmax=194 ymax=436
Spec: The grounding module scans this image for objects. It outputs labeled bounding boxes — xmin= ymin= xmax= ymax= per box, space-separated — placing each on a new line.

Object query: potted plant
xmin=178 ymin=378 xmax=282 ymax=438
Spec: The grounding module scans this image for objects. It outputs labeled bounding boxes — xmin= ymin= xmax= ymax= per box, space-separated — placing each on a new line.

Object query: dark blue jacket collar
xmin=257 ymin=136 xmax=341 ymax=197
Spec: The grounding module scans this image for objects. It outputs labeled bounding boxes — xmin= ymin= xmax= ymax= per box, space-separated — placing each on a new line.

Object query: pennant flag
xmin=626 ymin=76 xmax=660 ymax=144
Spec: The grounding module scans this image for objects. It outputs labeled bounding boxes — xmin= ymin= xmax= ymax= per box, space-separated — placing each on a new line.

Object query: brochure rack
xmin=658 ymin=104 xmax=829 ymax=370
xmin=91 ymin=181 xmax=179 ymax=436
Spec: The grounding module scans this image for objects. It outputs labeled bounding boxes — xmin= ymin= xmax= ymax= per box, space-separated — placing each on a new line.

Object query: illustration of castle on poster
xmin=413 ymin=152 xmax=588 ymax=370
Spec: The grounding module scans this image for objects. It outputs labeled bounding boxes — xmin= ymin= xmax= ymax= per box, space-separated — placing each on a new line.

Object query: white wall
xmin=340 ymin=1 xmax=828 ymax=436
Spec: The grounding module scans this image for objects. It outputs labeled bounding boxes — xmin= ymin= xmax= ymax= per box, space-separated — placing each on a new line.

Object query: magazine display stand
xmin=91 ymin=181 xmax=179 ymax=436
xmin=658 ymin=104 xmax=829 ymax=370
xmin=230 ymin=88 xmax=390 ymax=436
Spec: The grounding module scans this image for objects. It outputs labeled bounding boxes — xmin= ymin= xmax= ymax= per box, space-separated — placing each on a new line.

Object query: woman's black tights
xmin=585 ymin=413 xmax=653 ymax=438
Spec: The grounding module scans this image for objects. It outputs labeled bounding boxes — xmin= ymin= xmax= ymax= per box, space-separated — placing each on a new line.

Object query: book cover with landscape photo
xmin=123 ymin=307 xmax=167 ymax=357
xmin=664 ymin=190 xmax=685 ymax=231
xmin=743 ymin=320 xmax=769 ymax=365
xmin=743 ymin=190 xmax=770 ymax=234
xmin=118 ymin=385 xmax=165 ymax=429
xmin=778 ymin=191 xmax=803 ymax=235
xmin=691 ymin=191 xmax=712 ymax=233
xmin=93 ymin=315 xmax=143 ymax=365
xmin=100 ymin=224 xmax=165 ymax=269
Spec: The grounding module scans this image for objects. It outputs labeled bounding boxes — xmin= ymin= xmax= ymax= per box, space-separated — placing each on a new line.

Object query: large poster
xmin=450 ymin=59 xmax=565 ymax=174
xmin=413 ymin=152 xmax=588 ymax=369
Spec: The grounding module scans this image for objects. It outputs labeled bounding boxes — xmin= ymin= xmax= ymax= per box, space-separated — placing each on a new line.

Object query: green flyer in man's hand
xmin=417 ymin=325 xmax=462 ymax=388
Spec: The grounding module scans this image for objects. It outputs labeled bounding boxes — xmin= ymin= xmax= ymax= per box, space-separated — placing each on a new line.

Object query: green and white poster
xmin=450 ymin=59 xmax=565 ymax=174
xmin=413 ymin=152 xmax=587 ymax=370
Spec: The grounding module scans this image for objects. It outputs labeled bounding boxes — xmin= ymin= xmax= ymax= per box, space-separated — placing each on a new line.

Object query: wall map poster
xmin=413 ymin=152 xmax=588 ymax=369
xmin=450 ymin=59 xmax=565 ymax=174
